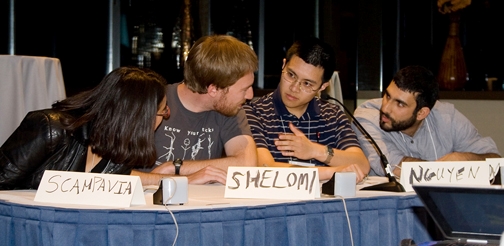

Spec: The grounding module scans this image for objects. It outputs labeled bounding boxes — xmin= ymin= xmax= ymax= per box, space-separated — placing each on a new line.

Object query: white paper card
xmin=288 ymin=160 xmax=315 ymax=167
xmin=225 ymin=167 xmax=320 ymax=200
xmin=34 ymin=170 xmax=146 ymax=207
xmin=400 ymin=161 xmax=490 ymax=192
xmin=486 ymin=158 xmax=504 ymax=181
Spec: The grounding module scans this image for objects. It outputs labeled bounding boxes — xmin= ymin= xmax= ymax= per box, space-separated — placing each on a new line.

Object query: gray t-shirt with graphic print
xmin=149 ymin=82 xmax=251 ymax=170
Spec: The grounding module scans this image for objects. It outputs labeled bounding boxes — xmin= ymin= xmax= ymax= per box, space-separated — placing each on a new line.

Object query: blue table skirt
xmin=0 ymin=195 xmax=432 ymax=246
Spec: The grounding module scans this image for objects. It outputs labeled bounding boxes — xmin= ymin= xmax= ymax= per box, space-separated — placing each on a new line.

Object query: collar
xmin=272 ymin=88 xmax=321 ymax=117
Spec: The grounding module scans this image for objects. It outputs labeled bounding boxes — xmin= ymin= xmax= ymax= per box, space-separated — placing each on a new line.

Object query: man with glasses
xmin=243 ymin=37 xmax=369 ymax=182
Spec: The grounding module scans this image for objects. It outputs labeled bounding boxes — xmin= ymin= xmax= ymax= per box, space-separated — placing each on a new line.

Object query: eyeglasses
xmin=281 ymin=70 xmax=320 ymax=93
xmin=156 ymin=105 xmax=170 ymax=119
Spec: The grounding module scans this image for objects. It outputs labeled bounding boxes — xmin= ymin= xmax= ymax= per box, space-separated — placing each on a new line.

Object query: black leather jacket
xmin=0 ymin=109 xmax=132 ymax=190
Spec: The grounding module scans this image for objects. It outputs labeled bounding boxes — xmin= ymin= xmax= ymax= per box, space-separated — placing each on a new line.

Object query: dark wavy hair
xmin=184 ymin=35 xmax=258 ymax=94
xmin=52 ymin=67 xmax=167 ymax=168
xmin=393 ymin=65 xmax=439 ymax=111
xmin=286 ymin=37 xmax=336 ymax=83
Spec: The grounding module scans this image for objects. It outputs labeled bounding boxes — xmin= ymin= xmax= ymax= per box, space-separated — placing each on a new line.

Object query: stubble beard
xmin=379 ymin=111 xmax=417 ymax=132
xmin=214 ymin=94 xmax=241 ymax=117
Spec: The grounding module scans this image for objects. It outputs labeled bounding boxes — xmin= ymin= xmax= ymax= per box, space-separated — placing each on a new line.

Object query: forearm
xmin=316 ymin=166 xmax=350 ymax=181
xmin=265 ymin=161 xmax=328 ymax=180
xmin=459 ymin=152 xmax=500 ymax=161
xmin=152 ymin=151 xmax=256 ymax=176
xmin=132 ymin=166 xmax=228 ymax=186
xmin=179 ymin=155 xmax=255 ymax=175
xmin=459 ymin=152 xmax=501 ymax=160
xmin=264 ymin=161 xmax=362 ymax=183
xmin=478 ymin=153 xmax=501 ymax=159
xmin=322 ymin=147 xmax=370 ymax=174
xmin=130 ymin=169 xmax=173 ymax=186
xmin=438 ymin=152 xmax=501 ymax=161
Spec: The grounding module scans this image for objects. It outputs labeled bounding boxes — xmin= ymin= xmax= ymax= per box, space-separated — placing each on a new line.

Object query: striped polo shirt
xmin=243 ymin=89 xmax=361 ymax=166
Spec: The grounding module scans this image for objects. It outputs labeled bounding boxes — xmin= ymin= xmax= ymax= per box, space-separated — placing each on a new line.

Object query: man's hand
xmin=274 ymin=122 xmax=325 ymax=160
xmin=186 ymin=166 xmax=227 ymax=185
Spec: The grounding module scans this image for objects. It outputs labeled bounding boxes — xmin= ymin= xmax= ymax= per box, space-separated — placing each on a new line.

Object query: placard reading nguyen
xmin=224 ymin=167 xmax=320 ymax=200
xmin=34 ymin=170 xmax=145 ymax=207
xmin=400 ymin=161 xmax=490 ymax=192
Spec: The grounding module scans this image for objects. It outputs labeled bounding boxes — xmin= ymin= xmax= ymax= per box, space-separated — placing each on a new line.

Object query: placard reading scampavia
xmin=34 ymin=170 xmax=145 ymax=207
xmin=224 ymin=167 xmax=320 ymax=200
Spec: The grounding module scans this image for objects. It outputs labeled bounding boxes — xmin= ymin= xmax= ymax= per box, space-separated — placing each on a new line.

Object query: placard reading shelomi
xmin=34 ymin=170 xmax=145 ymax=207
xmin=225 ymin=167 xmax=320 ymax=200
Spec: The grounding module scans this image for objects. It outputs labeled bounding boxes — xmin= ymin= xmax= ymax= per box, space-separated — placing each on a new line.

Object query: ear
xmin=207 ymin=84 xmax=219 ymax=98
xmin=416 ymin=107 xmax=430 ymax=121
xmin=282 ymin=59 xmax=286 ymax=69
xmin=318 ymin=81 xmax=330 ymax=92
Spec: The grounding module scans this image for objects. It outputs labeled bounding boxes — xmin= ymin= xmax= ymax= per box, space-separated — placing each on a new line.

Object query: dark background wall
xmin=2 ymin=0 xmax=502 ymax=98
xmin=2 ymin=0 xmax=110 ymax=96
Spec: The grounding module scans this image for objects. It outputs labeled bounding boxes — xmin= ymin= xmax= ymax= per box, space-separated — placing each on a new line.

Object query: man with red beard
xmin=132 ymin=35 xmax=258 ymax=185
xmin=353 ymin=65 xmax=500 ymax=178
xmin=244 ymin=37 xmax=369 ymax=183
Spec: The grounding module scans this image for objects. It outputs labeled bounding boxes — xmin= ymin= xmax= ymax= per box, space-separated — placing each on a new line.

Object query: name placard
xmin=486 ymin=158 xmax=503 ymax=181
xmin=34 ymin=170 xmax=146 ymax=207
xmin=400 ymin=161 xmax=490 ymax=192
xmin=225 ymin=167 xmax=320 ymax=200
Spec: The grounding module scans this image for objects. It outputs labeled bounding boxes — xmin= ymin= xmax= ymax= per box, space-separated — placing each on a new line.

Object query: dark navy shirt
xmin=243 ymin=89 xmax=361 ymax=166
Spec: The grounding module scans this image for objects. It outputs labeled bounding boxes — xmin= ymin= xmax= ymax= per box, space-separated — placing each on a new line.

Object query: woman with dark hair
xmin=0 ymin=67 xmax=170 ymax=190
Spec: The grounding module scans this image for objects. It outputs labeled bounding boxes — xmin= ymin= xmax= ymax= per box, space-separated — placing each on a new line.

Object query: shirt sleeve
xmin=0 ymin=111 xmax=57 ymax=189
xmin=450 ymin=108 xmax=500 ymax=155
xmin=331 ymin=107 xmax=361 ymax=150
xmin=219 ymin=108 xmax=252 ymax=145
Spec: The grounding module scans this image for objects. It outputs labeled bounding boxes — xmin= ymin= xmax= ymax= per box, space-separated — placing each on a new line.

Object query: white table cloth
xmin=0 ymin=179 xmax=433 ymax=246
xmin=0 ymin=55 xmax=66 ymax=145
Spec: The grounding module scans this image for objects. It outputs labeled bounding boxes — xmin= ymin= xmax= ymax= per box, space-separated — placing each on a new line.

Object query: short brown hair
xmin=184 ymin=35 xmax=258 ymax=94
